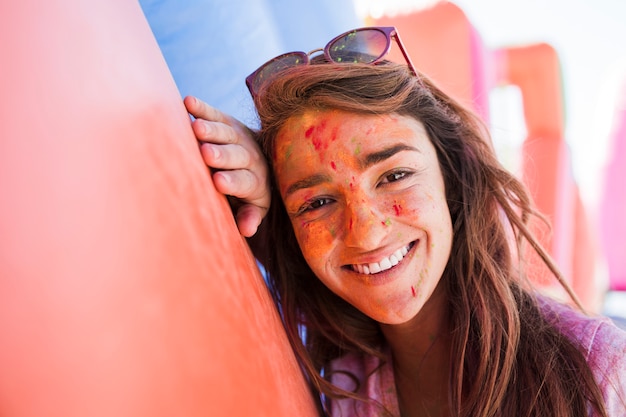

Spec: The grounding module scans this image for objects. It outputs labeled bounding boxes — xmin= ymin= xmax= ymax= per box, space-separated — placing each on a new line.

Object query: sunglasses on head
xmin=245 ymin=26 xmax=417 ymax=98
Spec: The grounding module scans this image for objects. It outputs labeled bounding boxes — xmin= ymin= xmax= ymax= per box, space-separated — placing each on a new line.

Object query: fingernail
xmin=202 ymin=143 xmax=219 ymax=160
xmin=211 ymin=144 xmax=221 ymax=161
xmin=217 ymin=171 xmax=231 ymax=184
xmin=202 ymin=121 xmax=212 ymax=136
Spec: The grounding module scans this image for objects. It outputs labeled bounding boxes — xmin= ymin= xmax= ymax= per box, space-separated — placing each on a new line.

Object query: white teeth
xmin=351 ymin=243 xmax=412 ymax=275
xmin=379 ymin=258 xmax=392 ymax=270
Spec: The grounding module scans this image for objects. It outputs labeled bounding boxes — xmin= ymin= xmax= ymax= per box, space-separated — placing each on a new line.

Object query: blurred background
xmin=140 ymin=0 xmax=625 ymax=321
xmin=357 ymin=0 xmax=626 ymax=209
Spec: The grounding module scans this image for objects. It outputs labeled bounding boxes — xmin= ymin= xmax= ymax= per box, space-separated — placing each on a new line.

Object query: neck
xmin=379 ymin=282 xmax=451 ymax=417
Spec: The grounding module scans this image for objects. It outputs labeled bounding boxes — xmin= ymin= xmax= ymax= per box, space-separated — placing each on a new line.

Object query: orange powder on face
xmin=273 ymin=124 xmax=297 ymax=165
xmin=304 ymin=117 xmax=340 ymax=149
xmin=299 ymin=224 xmax=334 ymax=261
xmin=300 ymin=115 xmax=345 ymax=165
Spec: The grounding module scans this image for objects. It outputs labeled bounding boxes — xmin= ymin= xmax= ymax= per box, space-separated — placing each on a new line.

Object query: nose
xmin=343 ymin=194 xmax=390 ymax=251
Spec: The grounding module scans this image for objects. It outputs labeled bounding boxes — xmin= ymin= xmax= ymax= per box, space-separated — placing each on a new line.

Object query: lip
xmin=343 ymin=240 xmax=417 ymax=286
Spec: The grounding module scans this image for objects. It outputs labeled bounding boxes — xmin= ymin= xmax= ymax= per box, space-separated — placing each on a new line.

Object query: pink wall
xmin=0 ymin=1 xmax=316 ymax=415
xmin=600 ymin=79 xmax=626 ymax=291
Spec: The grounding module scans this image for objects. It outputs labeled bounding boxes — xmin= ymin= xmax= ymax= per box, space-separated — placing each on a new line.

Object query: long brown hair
xmin=252 ymin=62 xmax=607 ymax=416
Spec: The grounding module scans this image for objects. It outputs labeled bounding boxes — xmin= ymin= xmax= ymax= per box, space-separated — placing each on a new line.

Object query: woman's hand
xmin=184 ymin=96 xmax=270 ymax=237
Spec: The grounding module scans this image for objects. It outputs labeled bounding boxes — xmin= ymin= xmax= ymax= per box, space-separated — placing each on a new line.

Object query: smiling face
xmin=273 ymin=109 xmax=453 ymax=325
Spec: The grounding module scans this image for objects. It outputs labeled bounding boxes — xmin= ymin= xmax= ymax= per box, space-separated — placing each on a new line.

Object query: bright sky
xmin=353 ymin=0 xmax=626 ymax=211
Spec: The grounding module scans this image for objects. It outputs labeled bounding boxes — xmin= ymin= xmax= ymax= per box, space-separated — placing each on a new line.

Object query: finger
xmin=212 ymin=169 xmax=262 ymax=201
xmin=193 ymin=119 xmax=239 ymax=144
xmin=235 ymin=205 xmax=265 ymax=237
xmin=184 ymin=95 xmax=231 ymax=124
xmin=200 ymin=143 xmax=251 ymax=170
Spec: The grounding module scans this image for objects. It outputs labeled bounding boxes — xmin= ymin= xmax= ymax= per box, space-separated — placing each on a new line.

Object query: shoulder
xmin=328 ymin=351 xmax=378 ymax=393
xmin=537 ymin=295 xmax=626 ymax=359
xmin=538 ymin=295 xmax=626 ymax=414
xmin=327 ymin=351 xmax=398 ymax=417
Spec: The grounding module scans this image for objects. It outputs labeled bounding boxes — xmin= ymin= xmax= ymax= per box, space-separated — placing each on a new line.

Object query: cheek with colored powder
xmin=410 ymin=268 xmax=428 ymax=299
xmin=379 ymin=197 xmax=406 ymax=222
xmin=296 ymin=221 xmax=336 ymax=263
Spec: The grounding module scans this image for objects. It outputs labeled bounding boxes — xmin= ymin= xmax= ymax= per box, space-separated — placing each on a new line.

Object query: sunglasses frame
xmin=245 ymin=26 xmax=417 ymax=98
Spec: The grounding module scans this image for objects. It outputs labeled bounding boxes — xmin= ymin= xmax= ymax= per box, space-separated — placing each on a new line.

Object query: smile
xmin=350 ymin=242 xmax=415 ymax=275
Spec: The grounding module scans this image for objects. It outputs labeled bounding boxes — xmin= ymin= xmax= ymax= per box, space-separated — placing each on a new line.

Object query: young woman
xmin=185 ymin=27 xmax=626 ymax=417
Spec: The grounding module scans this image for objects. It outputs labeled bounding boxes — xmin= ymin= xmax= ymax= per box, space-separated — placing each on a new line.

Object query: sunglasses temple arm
xmin=393 ymin=34 xmax=418 ymax=77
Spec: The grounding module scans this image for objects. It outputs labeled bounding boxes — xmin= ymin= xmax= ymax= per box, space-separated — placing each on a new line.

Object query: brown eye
xmin=310 ymin=198 xmax=331 ymax=210
xmin=299 ymin=197 xmax=334 ymax=215
xmin=384 ymin=171 xmax=407 ymax=183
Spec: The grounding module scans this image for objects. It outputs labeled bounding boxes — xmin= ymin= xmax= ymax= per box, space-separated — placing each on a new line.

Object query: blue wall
xmin=140 ymin=0 xmax=361 ymax=125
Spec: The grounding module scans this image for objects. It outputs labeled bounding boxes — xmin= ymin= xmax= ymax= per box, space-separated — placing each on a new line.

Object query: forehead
xmin=272 ymin=110 xmax=434 ymax=185
xmin=274 ymin=109 xmax=424 ymax=154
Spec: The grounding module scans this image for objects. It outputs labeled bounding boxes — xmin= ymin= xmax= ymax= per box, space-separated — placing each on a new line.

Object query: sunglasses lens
xmin=328 ymin=29 xmax=389 ymax=64
xmin=248 ymin=52 xmax=308 ymax=95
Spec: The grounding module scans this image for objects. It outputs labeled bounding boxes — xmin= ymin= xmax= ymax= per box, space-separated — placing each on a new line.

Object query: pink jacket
xmin=329 ymin=297 xmax=626 ymax=416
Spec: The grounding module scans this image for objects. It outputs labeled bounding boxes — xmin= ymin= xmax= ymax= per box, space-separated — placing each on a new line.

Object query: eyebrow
xmin=283 ymin=144 xmax=420 ymax=198
xmin=360 ymin=143 xmax=420 ymax=169
xmin=284 ymin=173 xmax=333 ymax=198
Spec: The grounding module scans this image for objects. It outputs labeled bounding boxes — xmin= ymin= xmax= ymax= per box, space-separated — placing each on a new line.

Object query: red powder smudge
xmin=330 ymin=126 xmax=339 ymax=141
xmin=349 ymin=218 xmax=353 ymax=230
xmin=312 ymin=136 xmax=323 ymax=150
xmin=411 ymin=286 xmax=416 ymax=297
xmin=306 ymin=120 xmax=329 ymax=151
xmin=393 ymin=204 xmax=402 ymax=216
xmin=330 ymin=161 xmax=337 ymax=170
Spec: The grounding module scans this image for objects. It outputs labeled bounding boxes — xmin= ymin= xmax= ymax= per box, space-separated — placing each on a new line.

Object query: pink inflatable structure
xmin=0 ymin=1 xmax=316 ymax=416
xmin=600 ymin=79 xmax=626 ymax=291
